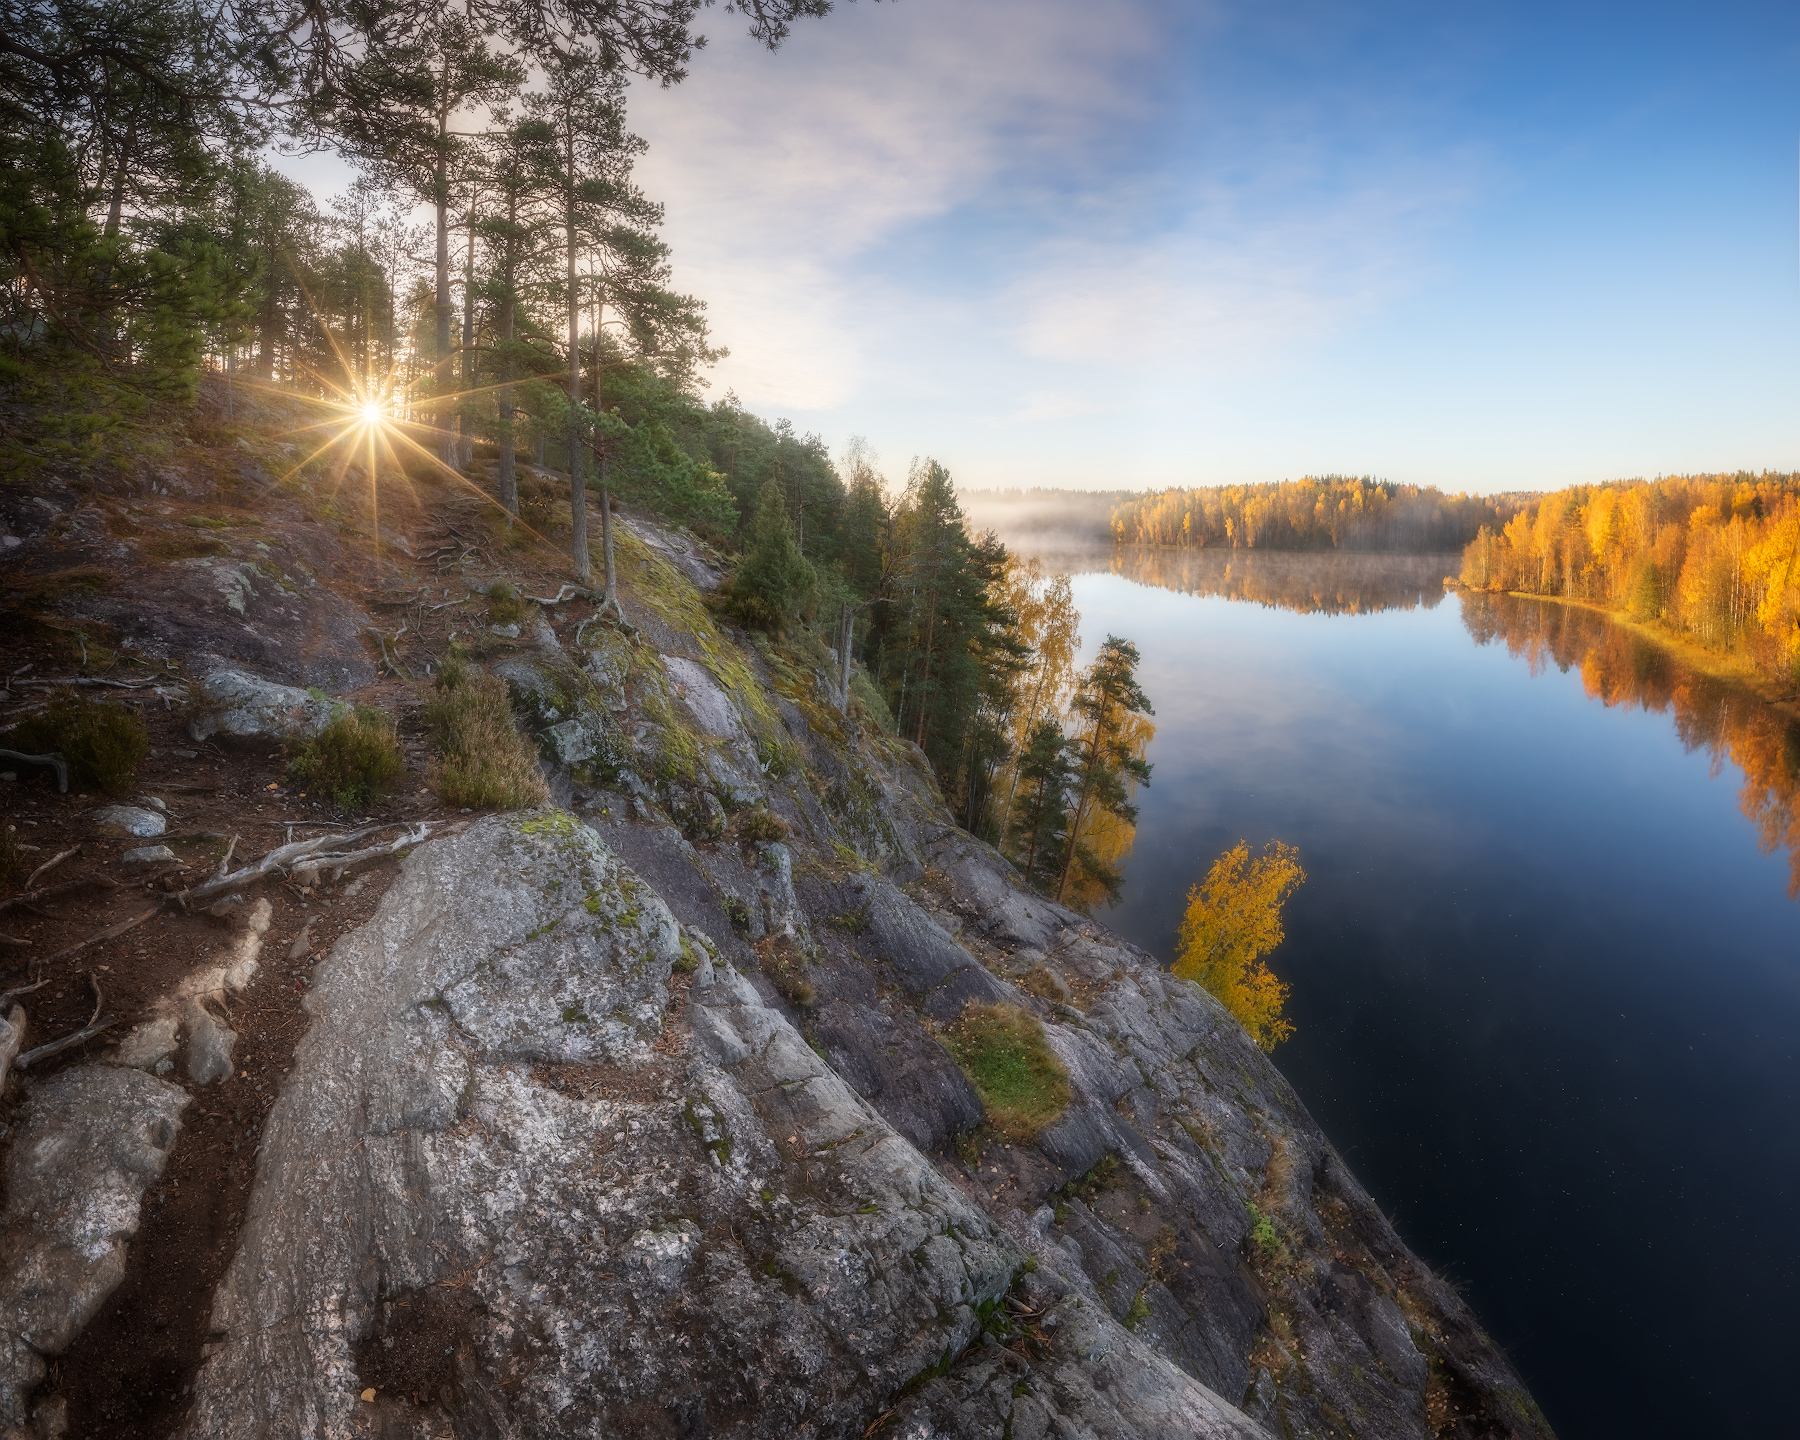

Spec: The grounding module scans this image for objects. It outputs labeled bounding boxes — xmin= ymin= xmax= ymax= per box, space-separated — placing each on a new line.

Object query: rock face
xmin=0 ymin=1066 xmax=188 ymax=1438
xmin=185 ymin=813 xmax=1263 ymax=1440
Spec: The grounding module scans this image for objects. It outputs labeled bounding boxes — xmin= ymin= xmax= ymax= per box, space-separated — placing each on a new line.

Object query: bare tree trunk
xmin=434 ymin=137 xmax=455 ymax=469
xmin=564 ymin=173 xmax=589 ymax=583
xmin=836 ymin=603 xmax=854 ymax=713
xmin=459 ymin=219 xmax=476 ymax=468
xmin=497 ymin=293 xmax=517 ymax=515
xmin=590 ymin=300 xmax=624 ymax=623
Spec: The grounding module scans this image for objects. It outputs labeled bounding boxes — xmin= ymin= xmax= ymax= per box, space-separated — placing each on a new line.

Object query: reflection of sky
xmin=1059 ymin=561 xmax=1799 ymax=1440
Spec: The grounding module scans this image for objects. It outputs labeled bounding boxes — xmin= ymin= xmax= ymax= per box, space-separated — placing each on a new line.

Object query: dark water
xmin=1039 ymin=548 xmax=1799 ymax=1440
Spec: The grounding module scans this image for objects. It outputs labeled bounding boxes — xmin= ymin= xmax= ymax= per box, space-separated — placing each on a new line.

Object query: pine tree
xmin=1007 ymin=718 xmax=1075 ymax=893
xmin=1053 ymin=636 xmax=1154 ymax=907
xmin=728 ymin=477 xmax=814 ymax=630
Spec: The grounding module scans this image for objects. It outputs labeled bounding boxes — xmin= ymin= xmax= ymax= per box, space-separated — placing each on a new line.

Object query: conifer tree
xmin=1053 ymin=636 xmax=1154 ymax=907
xmin=1007 ymin=718 xmax=1074 ymax=892
xmin=728 ymin=476 xmax=814 ymax=630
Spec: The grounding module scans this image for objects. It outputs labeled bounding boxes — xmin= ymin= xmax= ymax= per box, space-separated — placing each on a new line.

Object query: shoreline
xmin=1449 ymin=582 xmax=1800 ymax=718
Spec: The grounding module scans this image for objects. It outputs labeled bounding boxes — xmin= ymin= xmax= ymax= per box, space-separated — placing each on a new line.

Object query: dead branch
xmin=523 ymin=584 xmax=598 ymax=606
xmin=0 ymin=977 xmax=48 ymax=1007
xmin=178 ymin=821 xmax=428 ymax=907
xmin=0 ymin=874 xmax=118 ymax=914
xmin=0 ymin=934 xmax=28 ymax=948
xmin=0 ymin=750 xmax=68 ymax=792
xmin=10 ymin=676 xmax=165 ymax=690
xmin=13 ymin=973 xmax=109 ymax=1069
xmin=24 ymin=847 xmax=77 ymax=890
xmin=32 ymin=900 xmax=163 ymax=971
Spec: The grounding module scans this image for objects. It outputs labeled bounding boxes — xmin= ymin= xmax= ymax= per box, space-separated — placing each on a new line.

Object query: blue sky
xmin=277 ymin=1 xmax=1800 ymax=494
xmin=620 ymin=0 xmax=1800 ymax=493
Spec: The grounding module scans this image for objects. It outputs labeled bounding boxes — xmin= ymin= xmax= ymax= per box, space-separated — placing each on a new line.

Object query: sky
xmin=282 ymin=0 xmax=1800 ymax=494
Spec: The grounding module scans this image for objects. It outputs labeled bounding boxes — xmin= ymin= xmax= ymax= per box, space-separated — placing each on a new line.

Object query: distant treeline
xmin=1109 ymin=478 xmax=1525 ymax=553
xmin=1459 ymin=473 xmax=1800 ymax=683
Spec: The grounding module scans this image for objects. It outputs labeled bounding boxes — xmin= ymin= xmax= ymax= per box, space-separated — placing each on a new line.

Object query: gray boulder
xmin=187 ymin=668 xmax=342 ymax=743
xmin=87 ymin=805 xmax=166 ymax=839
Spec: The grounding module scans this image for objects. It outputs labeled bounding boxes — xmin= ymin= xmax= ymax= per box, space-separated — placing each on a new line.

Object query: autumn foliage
xmin=1173 ymin=841 xmax=1307 ymax=1050
xmin=1110 ymin=478 xmax=1520 ymax=553
xmin=1459 ymin=473 xmax=1800 ymax=682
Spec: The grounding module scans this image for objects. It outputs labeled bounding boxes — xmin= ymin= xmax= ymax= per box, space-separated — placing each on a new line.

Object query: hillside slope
xmin=0 ymin=395 xmax=1553 ymax=1440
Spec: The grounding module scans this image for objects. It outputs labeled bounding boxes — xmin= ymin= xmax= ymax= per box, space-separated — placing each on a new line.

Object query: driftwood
xmin=0 ymin=750 xmax=69 ymax=792
xmin=24 ymin=847 xmax=77 ymax=891
xmin=9 ymin=676 xmax=165 ymax=690
xmin=15 ymin=973 xmax=112 ymax=1069
xmin=178 ymin=821 xmax=429 ymax=907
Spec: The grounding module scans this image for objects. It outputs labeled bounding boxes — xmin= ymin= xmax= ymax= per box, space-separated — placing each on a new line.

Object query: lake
xmin=1023 ymin=545 xmax=1799 ymax=1440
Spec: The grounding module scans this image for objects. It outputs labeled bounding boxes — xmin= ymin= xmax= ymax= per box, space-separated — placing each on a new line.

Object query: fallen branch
xmin=426 ymin=594 xmax=474 ymax=612
xmin=0 ymin=977 xmax=49 ymax=1007
xmin=0 ymin=934 xmax=28 ymax=947
xmin=178 ymin=821 xmax=428 ymax=907
xmin=32 ymin=900 xmax=163 ymax=971
xmin=0 ymin=749 xmax=68 ymax=792
xmin=0 ymin=874 xmax=118 ymax=914
xmin=24 ymin=847 xmax=77 ymax=890
xmin=15 ymin=975 xmax=111 ymax=1069
xmin=523 ymin=583 xmax=598 ymax=606
xmin=9 ymin=676 xmax=165 ymax=690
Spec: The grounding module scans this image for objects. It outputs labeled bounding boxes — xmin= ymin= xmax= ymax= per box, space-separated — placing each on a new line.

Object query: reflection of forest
xmin=1021 ymin=546 xmax=1460 ymax=615
xmin=1463 ymin=593 xmax=1800 ymax=897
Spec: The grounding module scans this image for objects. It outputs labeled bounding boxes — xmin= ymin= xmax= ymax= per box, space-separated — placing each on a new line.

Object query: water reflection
xmin=1021 ymin=545 xmax=1458 ymax=615
xmin=1463 ymin=592 xmax=1800 ymax=897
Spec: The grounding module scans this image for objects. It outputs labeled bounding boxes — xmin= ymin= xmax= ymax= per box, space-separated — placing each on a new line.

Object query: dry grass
xmin=284 ymin=706 xmax=404 ymax=810
xmin=424 ymin=654 xmax=549 ymax=809
xmin=2 ymin=687 xmax=148 ymax=794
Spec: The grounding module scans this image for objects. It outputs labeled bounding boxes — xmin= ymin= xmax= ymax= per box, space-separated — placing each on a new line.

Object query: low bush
xmin=425 ymin=652 xmax=549 ymax=809
xmin=3 ymin=688 xmax=148 ymax=793
xmin=737 ymin=808 xmax=789 ymax=844
xmin=285 ymin=706 xmax=404 ymax=810
xmin=944 ymin=1002 xmax=1071 ymax=1142
xmin=486 ymin=581 xmax=530 ymax=626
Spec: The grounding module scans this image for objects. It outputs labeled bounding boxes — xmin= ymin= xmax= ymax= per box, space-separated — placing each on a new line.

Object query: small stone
xmin=360 ymin=1388 xmax=376 ymax=1402
xmin=170 ymin=748 xmax=199 ymax=760
xmin=113 ymin=1016 xmax=181 ymax=1071
xmin=122 ymin=845 xmax=178 ymax=866
xmin=0 ymin=772 xmax=15 ymax=782
xmin=141 ymin=796 xmax=168 ymax=812
xmin=489 ymin=623 xmax=520 ymax=639
xmin=185 ymin=1005 xmax=237 ymax=1086
xmin=89 ymin=804 xmax=167 ymax=838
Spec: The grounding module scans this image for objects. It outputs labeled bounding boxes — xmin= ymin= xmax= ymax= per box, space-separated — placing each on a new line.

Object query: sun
xmin=360 ymin=399 xmax=384 ymax=425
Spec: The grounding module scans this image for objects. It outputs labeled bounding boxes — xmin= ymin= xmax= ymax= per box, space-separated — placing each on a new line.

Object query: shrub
xmin=285 ymin=707 xmax=404 ymax=810
xmin=486 ymin=581 xmax=530 ymax=626
xmin=424 ymin=654 xmax=549 ymax=809
xmin=3 ymin=688 xmax=148 ymax=794
xmin=737 ymin=808 xmax=789 ymax=844
xmin=944 ymin=1002 xmax=1071 ymax=1142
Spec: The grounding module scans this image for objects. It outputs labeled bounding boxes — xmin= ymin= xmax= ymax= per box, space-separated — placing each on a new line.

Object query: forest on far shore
xmin=965 ymin=479 xmax=1529 ymax=554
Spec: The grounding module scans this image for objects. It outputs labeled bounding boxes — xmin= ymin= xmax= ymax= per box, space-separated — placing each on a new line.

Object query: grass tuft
xmin=3 ymin=688 xmax=148 ymax=794
xmin=486 ymin=581 xmax=530 ymax=626
xmin=944 ymin=1002 xmax=1071 ymax=1142
xmin=425 ymin=650 xmax=549 ymax=809
xmin=285 ymin=706 xmax=404 ymax=810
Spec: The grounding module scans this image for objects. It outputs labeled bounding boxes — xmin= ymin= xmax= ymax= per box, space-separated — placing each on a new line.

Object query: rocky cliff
xmin=0 ymin=410 xmax=1554 ymax=1440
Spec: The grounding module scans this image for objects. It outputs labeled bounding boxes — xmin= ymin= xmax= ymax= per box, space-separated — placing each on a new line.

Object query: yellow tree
xmin=1172 ymin=841 xmax=1307 ymax=1050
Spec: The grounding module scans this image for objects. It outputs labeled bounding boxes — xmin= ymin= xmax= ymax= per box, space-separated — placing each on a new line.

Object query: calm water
xmin=1035 ymin=548 xmax=1798 ymax=1440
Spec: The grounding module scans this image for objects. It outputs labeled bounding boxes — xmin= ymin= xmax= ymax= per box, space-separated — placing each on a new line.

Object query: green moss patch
xmin=944 ymin=1002 xmax=1071 ymax=1142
